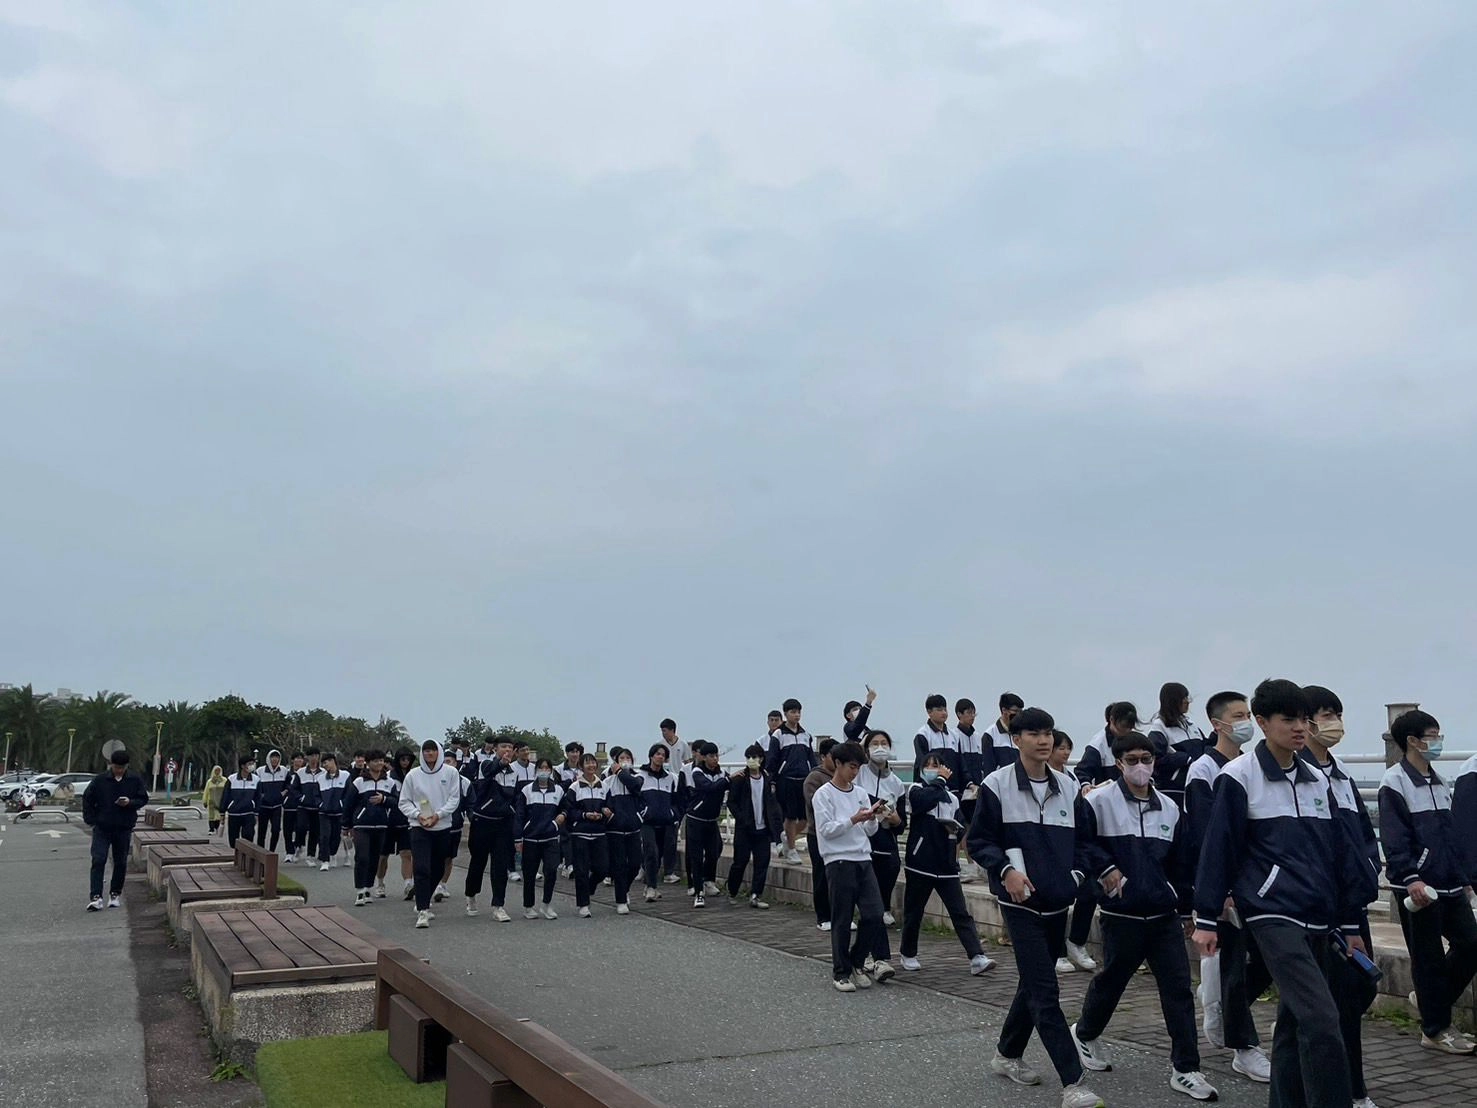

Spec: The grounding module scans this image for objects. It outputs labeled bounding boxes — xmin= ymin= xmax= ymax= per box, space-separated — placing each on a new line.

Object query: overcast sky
xmin=4 ymin=2 xmax=1474 ymax=761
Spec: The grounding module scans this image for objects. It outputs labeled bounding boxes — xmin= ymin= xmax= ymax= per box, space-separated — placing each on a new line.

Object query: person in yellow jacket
xmin=202 ymin=766 xmax=226 ymax=834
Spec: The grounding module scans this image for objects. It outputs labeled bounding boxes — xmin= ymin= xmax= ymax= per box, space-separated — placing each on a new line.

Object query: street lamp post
xmin=3 ymin=732 xmax=11 ymax=775
xmin=153 ymin=721 xmax=165 ymax=793
xmin=66 ymin=728 xmax=76 ymax=774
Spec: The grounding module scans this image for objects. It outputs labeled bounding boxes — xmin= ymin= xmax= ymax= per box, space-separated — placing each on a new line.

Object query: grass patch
xmin=256 ymin=1031 xmax=442 ymax=1108
xmin=276 ymin=874 xmax=306 ymax=901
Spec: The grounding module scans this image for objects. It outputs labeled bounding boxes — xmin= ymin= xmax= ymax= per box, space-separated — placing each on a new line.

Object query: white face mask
xmin=869 ymin=747 xmax=891 ymax=764
xmin=1229 ymin=719 xmax=1256 ymax=745
xmin=1121 ymin=762 xmax=1154 ymax=788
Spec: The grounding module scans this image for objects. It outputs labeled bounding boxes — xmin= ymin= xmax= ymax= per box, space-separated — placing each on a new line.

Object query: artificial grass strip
xmin=256 ymin=1031 xmax=444 ymax=1108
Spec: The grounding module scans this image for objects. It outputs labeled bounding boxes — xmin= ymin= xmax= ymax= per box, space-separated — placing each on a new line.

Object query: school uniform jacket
xmin=679 ymin=766 xmax=730 ymax=824
xmin=517 ymin=782 xmax=565 ymax=842
xmin=318 ymin=771 xmax=350 ymax=818
xmin=1452 ymin=755 xmax=1477 ymax=881
xmin=905 ymin=779 xmax=966 ymax=878
xmin=1183 ymin=748 xmax=1233 ymax=863
xmin=1145 ymin=715 xmax=1206 ymax=799
xmin=1300 ymin=750 xmax=1379 ymax=910
xmin=766 ymin=726 xmax=817 ymax=781
xmin=1074 ymin=729 xmax=1120 ymax=787
xmin=222 ymin=773 xmax=258 ymax=816
xmin=254 ymin=754 xmax=291 ymax=809
xmin=1379 ymin=759 xmax=1470 ymax=896
xmin=857 ymin=764 xmax=908 ymax=858
xmin=345 ymin=775 xmax=399 ymax=828
xmin=565 ymin=779 xmax=611 ymax=838
xmin=1080 ymin=778 xmax=1190 ymax=920
xmin=1194 ymin=741 xmax=1365 ymax=934
xmin=842 ymin=704 xmax=873 ymax=745
xmin=955 ymin=724 xmax=987 ymax=791
xmin=467 ymin=758 xmax=518 ymax=823
xmin=967 ymin=762 xmax=1088 ymax=916
xmin=603 ymin=766 xmax=644 ymax=834
xmin=726 ymin=772 xmax=783 ymax=842
xmin=635 ymin=766 xmax=681 ymax=827
xmin=289 ymin=767 xmax=327 ymax=813
xmin=912 ymin=722 xmax=961 ymax=784
xmin=984 ymin=721 xmax=1017 ymax=772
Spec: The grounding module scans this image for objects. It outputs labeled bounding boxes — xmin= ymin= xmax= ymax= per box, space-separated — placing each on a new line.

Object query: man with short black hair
xmin=767 ymin=698 xmax=816 ymax=863
xmin=985 ymin=692 xmax=1025 ymax=771
xmin=82 ymin=750 xmax=150 ymax=911
xmin=222 ymin=754 xmax=258 ymax=847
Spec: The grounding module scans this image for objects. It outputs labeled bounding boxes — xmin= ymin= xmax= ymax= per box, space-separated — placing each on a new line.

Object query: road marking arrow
xmin=35 ymin=829 xmax=69 ymax=839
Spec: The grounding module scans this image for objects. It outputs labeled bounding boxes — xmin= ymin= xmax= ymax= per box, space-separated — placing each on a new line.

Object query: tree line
xmin=0 ymin=685 xmax=562 ymax=788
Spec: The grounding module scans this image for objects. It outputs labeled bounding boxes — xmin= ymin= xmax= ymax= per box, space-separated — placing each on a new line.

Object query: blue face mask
xmin=1423 ymin=737 xmax=1444 ymax=759
xmin=920 ymin=769 xmax=940 ymax=783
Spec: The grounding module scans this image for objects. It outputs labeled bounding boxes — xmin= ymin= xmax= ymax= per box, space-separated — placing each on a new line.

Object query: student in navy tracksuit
xmin=901 ymin=753 xmax=993 ymax=974
xmin=726 ymin=742 xmax=782 ymax=908
xmin=1302 ymin=684 xmax=1381 ymax=1099
xmin=857 ymin=731 xmax=906 ymax=927
xmin=1379 ymin=707 xmax=1477 ymax=1055
xmin=680 ymin=742 xmax=729 ymax=907
xmin=968 ymin=712 xmax=1098 ymax=1108
xmin=766 ymin=698 xmax=816 ymax=861
xmin=517 ymin=759 xmax=565 ymax=917
xmin=968 ymin=707 xmax=1100 ymax=1106
xmin=566 ymin=754 xmax=612 ymax=917
xmin=384 ymin=748 xmax=416 ymax=900
xmin=222 ymin=754 xmax=259 ymax=848
xmin=912 ymin=694 xmax=961 ymax=784
xmin=253 ymin=749 xmax=290 ymax=852
xmin=288 ymin=749 xmax=325 ymax=862
xmin=1194 ymin=679 xmax=1368 ymax=1108
xmin=842 ymin=687 xmax=876 ymax=746
xmin=954 ymin=698 xmax=987 ymax=870
xmin=316 ymin=754 xmax=351 ymax=869
xmin=280 ymin=753 xmax=304 ymax=859
xmin=345 ymin=751 xmax=397 ymax=905
xmin=557 ymin=741 xmax=585 ymax=873
xmin=604 ymin=747 xmax=643 ymax=913
xmin=463 ymin=740 xmax=518 ymax=920
xmin=983 ymin=692 xmax=1024 ymax=773
xmin=637 ymin=745 xmax=681 ymax=900
xmin=1146 ymin=682 xmax=1206 ymax=808
xmin=1074 ymin=702 xmax=1139 ymax=787
xmin=1183 ymin=691 xmax=1270 ymax=1081
xmin=1070 ymin=733 xmax=1216 ymax=1102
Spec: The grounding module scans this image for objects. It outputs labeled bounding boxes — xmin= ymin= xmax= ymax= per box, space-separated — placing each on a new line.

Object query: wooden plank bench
xmin=143 ymin=808 xmax=166 ymax=830
xmin=166 ymin=839 xmax=285 ymax=935
xmin=191 ymin=907 xmax=405 ymax=1060
xmin=146 ymin=840 xmax=236 ymax=893
xmin=129 ymin=828 xmax=210 ymax=870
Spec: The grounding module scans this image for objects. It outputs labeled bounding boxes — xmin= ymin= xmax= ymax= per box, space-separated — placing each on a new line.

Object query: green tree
xmin=150 ymin=700 xmax=202 ymax=787
xmin=196 ymin=694 xmax=260 ymax=770
xmin=373 ymin=715 xmax=408 ymax=747
xmin=62 ymin=691 xmax=139 ymax=771
xmin=489 ymin=724 xmax=562 ymax=764
xmin=0 ymin=684 xmax=60 ymax=772
xmin=444 ymin=716 xmax=489 ymax=746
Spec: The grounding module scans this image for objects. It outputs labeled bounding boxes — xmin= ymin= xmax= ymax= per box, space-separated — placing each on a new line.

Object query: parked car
xmin=30 ymin=773 xmax=95 ymax=799
xmin=0 ymin=773 xmax=45 ymax=801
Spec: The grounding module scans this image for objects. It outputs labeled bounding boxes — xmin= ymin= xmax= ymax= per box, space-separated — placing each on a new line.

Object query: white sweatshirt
xmin=397 ymin=740 xmax=463 ymax=832
xmin=811 ymin=780 xmax=879 ymax=863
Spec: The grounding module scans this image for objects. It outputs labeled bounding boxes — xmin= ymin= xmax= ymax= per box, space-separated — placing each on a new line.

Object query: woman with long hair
xmin=1146 ymin=682 xmax=1206 ymax=805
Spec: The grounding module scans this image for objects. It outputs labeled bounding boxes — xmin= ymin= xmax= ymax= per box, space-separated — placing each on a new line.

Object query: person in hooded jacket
xmin=857 ymin=730 xmax=907 ymax=928
xmin=603 ymin=746 xmax=643 ymax=913
xmin=726 ymin=742 xmax=782 ymax=909
xmin=288 ymin=748 xmax=326 ymax=863
xmin=679 ymin=741 xmax=729 ymax=906
xmin=398 ymin=739 xmax=465 ymax=928
xmin=637 ymin=744 xmax=682 ymax=902
xmin=254 ymin=749 xmax=291 ymax=852
xmin=202 ymin=765 xmax=227 ymax=834
xmin=901 ymin=752 xmax=994 ymax=975
xmin=222 ymin=753 xmax=259 ymax=847
xmin=316 ymin=753 xmax=351 ymax=871
xmin=567 ymin=753 xmax=613 ymax=917
xmin=345 ymin=750 xmax=397 ymax=906
xmin=382 ymin=747 xmax=417 ymax=900
xmin=463 ymin=738 xmax=518 ymax=921
xmin=518 ymin=757 xmax=566 ymax=918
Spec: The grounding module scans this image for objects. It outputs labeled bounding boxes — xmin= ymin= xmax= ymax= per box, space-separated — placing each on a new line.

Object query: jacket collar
xmin=1114 ymin=777 xmax=1163 ymax=810
xmin=1012 ymin=760 xmax=1062 ymax=796
xmin=1399 ymin=757 xmax=1444 ymax=788
xmin=1297 ymin=748 xmax=1347 ymax=781
xmin=1254 ymin=740 xmax=1319 ymax=784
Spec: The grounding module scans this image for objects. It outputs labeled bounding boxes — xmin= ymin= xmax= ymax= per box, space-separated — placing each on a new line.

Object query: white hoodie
xmin=397 ymin=740 xmax=462 ymax=832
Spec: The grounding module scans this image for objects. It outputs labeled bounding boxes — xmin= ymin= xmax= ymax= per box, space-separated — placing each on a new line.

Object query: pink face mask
xmin=1122 ymin=762 xmax=1154 ymax=788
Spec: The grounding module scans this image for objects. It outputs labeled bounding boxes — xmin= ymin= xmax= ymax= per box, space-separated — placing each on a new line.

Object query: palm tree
xmin=0 ymin=684 xmax=59 ymax=772
xmin=153 ymin=700 xmax=201 ymax=786
xmin=374 ymin=715 xmax=408 ymax=746
xmin=63 ymin=692 xmax=139 ymax=771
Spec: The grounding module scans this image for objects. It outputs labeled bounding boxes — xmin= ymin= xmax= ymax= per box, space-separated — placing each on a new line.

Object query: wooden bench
xmin=145 ymin=840 xmax=236 ymax=893
xmin=166 ymin=839 xmax=281 ymax=917
xmin=191 ymin=907 xmax=405 ymax=1059
xmin=129 ymin=828 xmax=210 ymax=870
xmin=375 ymin=947 xmax=667 ymax=1107
xmin=143 ymin=808 xmax=166 ymax=830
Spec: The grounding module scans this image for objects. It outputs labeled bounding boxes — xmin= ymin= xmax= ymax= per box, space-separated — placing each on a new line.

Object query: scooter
xmin=8 ymin=788 xmax=38 ymax=818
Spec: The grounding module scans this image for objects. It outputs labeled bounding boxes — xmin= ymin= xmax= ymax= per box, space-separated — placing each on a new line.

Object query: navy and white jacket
xmin=1194 ymin=741 xmax=1364 ymax=933
xmin=843 ymin=704 xmax=873 ymax=745
xmin=857 ymin=764 xmax=908 ymax=858
xmin=565 ymin=778 xmax=611 ymax=838
xmin=603 ymin=765 xmax=645 ymax=834
xmin=558 ymin=761 xmax=583 ymax=790
xmin=1074 ymin=729 xmax=1120 ymax=787
xmin=955 ymin=724 xmax=988 ymax=789
xmin=1379 ymin=759 xmax=1469 ymax=896
xmin=222 ymin=772 xmax=258 ymax=816
xmin=636 ymin=765 xmax=681 ymax=827
xmin=679 ymin=766 xmax=730 ymax=824
xmin=462 ymin=749 xmax=499 ymax=780
xmin=1146 ymin=714 xmax=1206 ymax=800
xmin=1183 ymin=747 xmax=1234 ymax=862
xmin=1080 ymin=779 xmax=1190 ymax=920
xmin=766 ymin=726 xmax=817 ymax=781
xmin=967 ymin=762 xmax=1088 ymax=915
xmin=345 ymin=774 xmax=399 ymax=828
xmin=254 ymin=752 xmax=291 ymax=809
xmin=913 ymin=722 xmax=960 ymax=784
xmin=984 ymin=720 xmax=1017 ymax=771
xmin=318 ymin=770 xmax=351 ymax=818
xmin=289 ymin=766 xmax=327 ymax=812
xmin=905 ymin=779 xmax=965 ymax=878
xmin=1301 ymin=750 xmax=1379 ymax=911
xmin=517 ymin=782 xmax=565 ymax=841
xmin=467 ymin=757 xmax=519 ymax=822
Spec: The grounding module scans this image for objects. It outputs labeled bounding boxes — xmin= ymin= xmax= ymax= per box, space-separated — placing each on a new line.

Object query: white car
xmin=2 ymin=774 xmax=50 ymax=801
xmin=31 ymin=773 xmax=95 ymax=799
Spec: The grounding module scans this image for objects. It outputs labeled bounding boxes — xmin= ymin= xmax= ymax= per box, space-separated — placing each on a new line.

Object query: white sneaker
xmin=663 ymin=873 xmax=681 ymax=884
xmin=1066 ymin=941 xmax=1098 ymax=971
xmin=785 ymin=847 xmax=803 ymax=864
xmin=1352 ymin=1098 xmax=1379 ymax=1108
xmin=850 ymin=970 xmax=873 ymax=989
xmin=523 ymin=908 xmax=539 ymax=919
xmin=465 ymin=896 xmax=479 ymax=917
xmin=1232 ymin=1046 xmax=1270 ymax=1083
xmin=970 ymin=954 xmax=996 ymax=975
xmin=1055 ymin=957 xmax=1076 ymax=975
xmin=374 ymin=882 xmax=386 ymax=898
xmin=354 ymin=891 xmax=368 ymax=907
xmin=319 ymin=862 xmax=329 ymax=872
xmin=644 ymin=888 xmax=659 ymax=902
xmin=602 ymin=877 xmax=613 ymax=886
xmin=1070 ymin=1022 xmax=1112 ymax=1071
xmin=818 ymin=921 xmax=832 ymax=932
xmin=615 ymin=903 xmax=630 ymax=915
xmin=560 ymin=864 xmax=574 ymax=878
xmin=870 ymin=961 xmax=896 ymax=983
xmin=1421 ymin=1027 xmax=1476 ymax=1055
xmin=402 ymin=879 xmax=414 ymax=900
xmin=704 ymin=881 xmax=721 ymax=896
xmin=1169 ymin=1070 xmax=1217 ymax=1101
xmin=833 ymin=977 xmax=857 ymax=993
xmin=1060 ymin=1083 xmax=1106 ymax=1108
xmin=989 ymin=1053 xmax=1041 ymax=1086
xmin=86 ymin=897 xmax=105 ymax=912
xmin=433 ymin=883 xmax=448 ymax=902
xmin=414 ymin=910 xmax=430 ymax=929
xmin=883 ymin=911 xmax=896 ymax=926
xmin=510 ymin=870 xmax=522 ymax=882
xmin=693 ymin=894 xmax=706 ymax=908
xmin=578 ymin=906 xmax=591 ymax=918
xmin=425 ymin=908 xmax=435 ymax=919
xmin=901 ymin=956 xmax=922 ymax=971
xmin=107 ymin=894 xmax=121 ymax=909
xmin=492 ymin=907 xmax=511 ymax=922
xmin=1200 ymin=988 xmax=1224 ymax=1049
xmin=750 ymin=895 xmax=769 ymax=910
xmin=541 ymin=904 xmax=558 ymax=920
